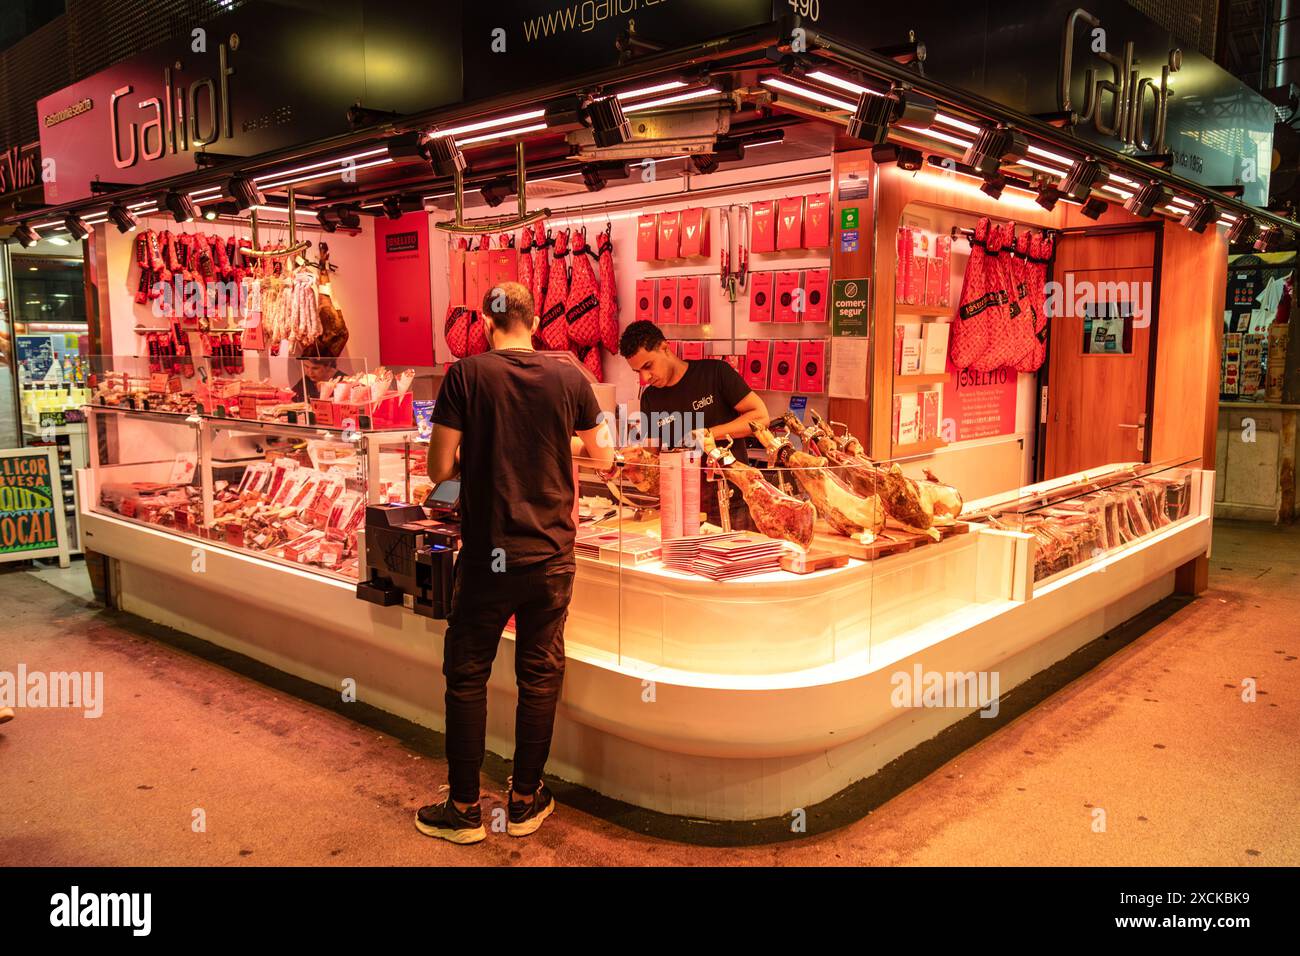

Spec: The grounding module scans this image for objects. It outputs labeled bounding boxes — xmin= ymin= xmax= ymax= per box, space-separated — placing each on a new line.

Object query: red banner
xmin=375 ymin=213 xmax=434 ymax=367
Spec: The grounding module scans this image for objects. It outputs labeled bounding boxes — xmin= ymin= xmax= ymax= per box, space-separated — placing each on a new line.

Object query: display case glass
xmin=84 ymin=403 xmax=420 ymax=582
xmin=965 ymin=458 xmax=1202 ymax=587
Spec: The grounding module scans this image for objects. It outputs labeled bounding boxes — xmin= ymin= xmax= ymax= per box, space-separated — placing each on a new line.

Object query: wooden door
xmin=1043 ymin=229 xmax=1158 ymax=479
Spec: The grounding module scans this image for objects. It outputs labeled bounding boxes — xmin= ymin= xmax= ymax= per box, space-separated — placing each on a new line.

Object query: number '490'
xmin=789 ymin=0 xmax=820 ymax=20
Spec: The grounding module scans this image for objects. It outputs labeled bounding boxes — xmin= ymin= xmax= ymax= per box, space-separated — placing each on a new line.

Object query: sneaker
xmin=415 ymin=799 xmax=486 ymax=845
xmin=507 ymin=781 xmax=556 ymax=837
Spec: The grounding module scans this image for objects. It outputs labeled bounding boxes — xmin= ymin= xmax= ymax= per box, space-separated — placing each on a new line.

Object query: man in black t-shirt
xmin=619 ymin=320 xmax=769 ymax=525
xmin=417 ymin=281 xmax=613 ymax=845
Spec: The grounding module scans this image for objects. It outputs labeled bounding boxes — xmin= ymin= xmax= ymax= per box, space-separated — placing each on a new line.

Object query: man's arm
xmin=702 ymin=390 xmax=770 ymax=441
xmin=426 ymin=424 xmax=463 ymax=484
xmin=573 ymin=419 xmax=616 ymax=472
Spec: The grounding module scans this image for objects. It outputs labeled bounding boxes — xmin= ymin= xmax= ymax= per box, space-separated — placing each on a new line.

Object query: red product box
xmin=635 ymin=278 xmax=656 ymax=322
xmin=488 ymin=247 xmax=518 ymax=287
xmin=744 ymin=340 xmax=772 ymax=390
xmin=804 ymin=192 xmax=831 ymax=248
xmin=656 ymin=276 xmax=679 ymax=324
xmin=464 ymin=248 xmax=487 ymax=310
xmin=896 ymin=226 xmax=913 ymax=303
xmin=924 ymin=257 xmax=944 ymax=308
xmin=679 ymin=207 xmax=710 ymax=257
xmin=748 ymin=271 xmax=774 ymax=322
xmin=798 ymin=340 xmax=826 ymax=393
xmin=449 ymin=241 xmax=466 ymax=307
xmin=907 ymin=253 xmax=925 ymax=306
xmin=723 ymin=354 xmax=743 ymax=374
xmin=680 ymin=340 xmax=706 ymax=360
xmin=894 ymin=325 xmax=906 ymax=373
xmin=803 ymin=268 xmax=829 ymax=323
xmin=658 ymin=211 xmax=681 ymax=259
xmin=637 ymin=214 xmax=658 ymax=261
xmin=776 ymin=195 xmax=805 ymax=250
xmin=371 ymin=391 xmax=414 ymax=429
xmin=770 ymin=340 xmax=799 ymax=391
xmin=922 ymin=390 xmax=941 ymax=441
xmin=678 ymin=275 xmax=708 ymax=325
xmin=311 ymin=399 xmax=338 ymax=427
xmin=750 ymin=200 xmax=776 ymax=253
xmin=774 ymin=270 xmax=802 ymax=322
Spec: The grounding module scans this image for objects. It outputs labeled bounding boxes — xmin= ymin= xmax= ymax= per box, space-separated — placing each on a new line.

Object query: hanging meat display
xmin=565 ymin=230 xmax=601 ymax=347
xmin=539 ymin=228 xmax=571 ymax=350
xmin=596 ymin=227 xmax=620 ymax=354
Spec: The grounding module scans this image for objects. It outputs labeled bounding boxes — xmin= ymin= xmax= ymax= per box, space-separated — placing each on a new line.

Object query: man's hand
xmin=427 ymin=424 xmax=462 ymax=484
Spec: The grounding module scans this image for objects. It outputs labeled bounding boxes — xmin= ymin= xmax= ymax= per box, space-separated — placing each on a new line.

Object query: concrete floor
xmin=1 ymin=520 xmax=1297 ymax=866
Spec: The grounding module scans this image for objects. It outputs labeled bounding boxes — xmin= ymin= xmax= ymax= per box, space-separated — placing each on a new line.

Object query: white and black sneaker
xmin=507 ymin=781 xmax=556 ymax=837
xmin=415 ymin=798 xmax=487 ymax=845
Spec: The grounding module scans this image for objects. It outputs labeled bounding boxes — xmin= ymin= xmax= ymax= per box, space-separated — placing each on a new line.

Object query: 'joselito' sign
xmin=36 ymin=0 xmax=463 ymax=204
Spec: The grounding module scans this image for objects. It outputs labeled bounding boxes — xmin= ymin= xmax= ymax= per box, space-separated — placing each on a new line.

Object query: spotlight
xmin=583 ymin=96 xmax=631 ymax=147
xmin=227 ymin=173 xmax=265 ymax=211
xmin=107 ymin=204 xmax=138 ymax=233
xmin=581 ymin=166 xmax=608 ymax=191
xmin=426 ymin=134 xmax=466 ymax=178
xmin=64 ymin=215 xmax=91 ymax=240
xmin=384 ymin=132 xmax=428 ymax=162
xmin=847 ymin=85 xmax=937 ymax=144
xmin=962 ymin=124 xmax=1027 ymax=176
xmin=480 ymin=177 xmax=513 ymax=207
xmin=1179 ymin=198 xmax=1217 ymax=233
xmin=1061 ymin=158 xmax=1109 ymax=201
xmin=1254 ymin=225 xmax=1292 ymax=252
xmin=1226 ymin=215 xmax=1258 ymax=246
xmin=318 ymin=209 xmax=338 ymax=233
xmin=691 ymin=153 xmax=719 ymax=174
xmin=381 ymin=196 xmax=403 ymax=220
xmin=1080 ymin=197 xmax=1107 ymax=220
xmin=980 ymin=173 xmax=1007 ymax=200
xmin=1035 ymin=182 xmax=1061 ymax=211
xmin=163 ymin=191 xmax=199 ymax=223
xmin=203 ymin=208 xmax=219 ymax=221
xmin=871 ymin=143 xmax=924 ymax=170
xmin=12 ymin=222 xmax=39 ymax=247
xmin=1124 ymin=180 xmax=1169 ymax=218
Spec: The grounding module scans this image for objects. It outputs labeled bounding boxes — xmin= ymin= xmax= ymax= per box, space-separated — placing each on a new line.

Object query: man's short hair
xmin=483 ymin=281 xmax=535 ymax=332
xmin=618 ymin=319 xmax=666 ymax=358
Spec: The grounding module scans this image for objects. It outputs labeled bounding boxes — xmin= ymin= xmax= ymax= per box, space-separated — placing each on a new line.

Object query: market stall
xmin=14 ymin=0 xmax=1279 ymax=817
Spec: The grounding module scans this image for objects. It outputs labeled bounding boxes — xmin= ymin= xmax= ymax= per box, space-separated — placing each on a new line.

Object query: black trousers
xmin=442 ymin=555 xmax=574 ymax=803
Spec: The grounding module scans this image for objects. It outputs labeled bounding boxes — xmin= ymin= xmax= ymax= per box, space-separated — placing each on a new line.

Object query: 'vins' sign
xmin=111 ymin=38 xmax=236 ymax=169
xmin=1059 ymin=8 xmax=1181 ymax=153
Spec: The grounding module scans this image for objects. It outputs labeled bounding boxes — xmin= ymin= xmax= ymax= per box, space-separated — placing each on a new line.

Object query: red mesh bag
xmin=975 ymin=223 xmax=1036 ymax=371
xmin=467 ymin=310 xmax=489 ymax=355
xmin=1012 ymin=230 xmax=1049 ymax=372
xmin=596 ymin=227 xmax=619 ymax=354
xmin=950 ymin=218 xmax=998 ymax=368
xmin=518 ymin=226 xmax=535 ymax=307
xmin=578 ymin=344 xmax=604 ymax=382
xmin=445 ymin=305 xmax=471 ymax=358
xmin=565 ymin=230 xmax=601 ymax=347
xmin=532 ymin=225 xmax=550 ymax=322
xmin=539 ymin=229 xmax=570 ymax=350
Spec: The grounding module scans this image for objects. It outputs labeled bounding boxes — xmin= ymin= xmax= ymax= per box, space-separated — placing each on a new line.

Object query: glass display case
xmin=84 ymin=403 xmax=421 ymax=582
xmin=964 ymin=458 xmax=1202 ymax=588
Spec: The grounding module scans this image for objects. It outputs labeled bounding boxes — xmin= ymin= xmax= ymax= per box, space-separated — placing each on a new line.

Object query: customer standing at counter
xmin=418 ymin=280 xmax=614 ymax=845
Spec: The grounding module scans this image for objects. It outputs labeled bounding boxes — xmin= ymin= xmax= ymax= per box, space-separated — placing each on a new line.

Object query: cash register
xmin=355 ymin=480 xmax=461 ymax=618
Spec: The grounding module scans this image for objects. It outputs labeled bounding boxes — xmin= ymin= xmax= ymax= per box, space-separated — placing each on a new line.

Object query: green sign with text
xmin=831 ymin=278 xmax=871 ymax=337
